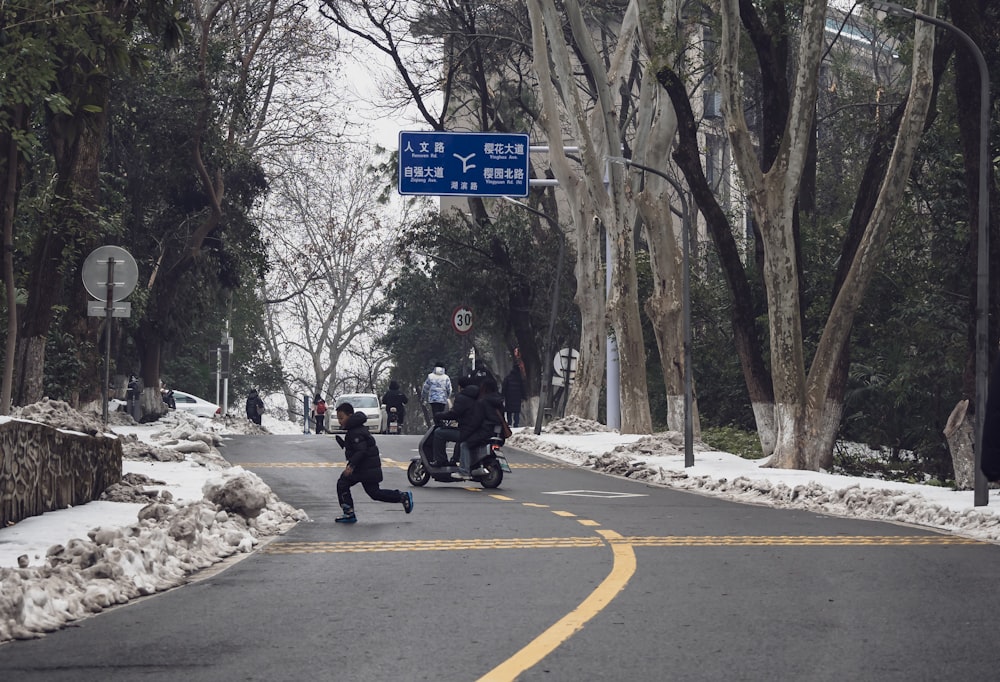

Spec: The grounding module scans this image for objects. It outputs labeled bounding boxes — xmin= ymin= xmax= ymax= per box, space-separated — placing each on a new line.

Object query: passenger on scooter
xmin=462 ymin=378 xmax=507 ymax=475
xmin=473 ymin=378 xmax=506 ymax=444
xmin=432 ymin=376 xmax=482 ymax=467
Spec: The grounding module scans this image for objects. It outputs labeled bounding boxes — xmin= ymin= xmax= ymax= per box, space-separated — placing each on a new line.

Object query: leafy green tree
xmin=0 ymin=0 xmax=182 ymax=409
xmin=379 ymin=208 xmax=576 ymax=427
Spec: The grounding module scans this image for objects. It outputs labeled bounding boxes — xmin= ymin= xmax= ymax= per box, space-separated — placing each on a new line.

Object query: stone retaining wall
xmin=0 ymin=419 xmax=122 ymax=526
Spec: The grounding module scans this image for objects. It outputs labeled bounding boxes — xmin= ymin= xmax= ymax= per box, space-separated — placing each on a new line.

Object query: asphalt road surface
xmin=2 ymin=432 xmax=999 ymax=681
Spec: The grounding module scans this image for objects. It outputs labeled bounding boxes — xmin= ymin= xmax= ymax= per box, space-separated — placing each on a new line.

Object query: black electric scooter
xmin=408 ymin=424 xmax=510 ymax=489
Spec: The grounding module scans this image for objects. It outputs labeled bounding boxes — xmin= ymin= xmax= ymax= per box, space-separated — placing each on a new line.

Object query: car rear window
xmin=340 ymin=395 xmax=378 ymax=409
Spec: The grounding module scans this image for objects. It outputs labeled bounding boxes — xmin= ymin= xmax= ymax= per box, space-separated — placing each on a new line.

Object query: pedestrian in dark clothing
xmin=502 ymin=367 xmax=524 ymax=427
xmin=980 ymin=358 xmax=1000 ymax=481
xmin=381 ymin=380 xmax=408 ymax=433
xmin=127 ymin=375 xmax=141 ymax=421
xmin=333 ymin=402 xmax=413 ymax=523
xmin=246 ymin=389 xmax=264 ymax=425
xmin=432 ymin=376 xmax=482 ymax=468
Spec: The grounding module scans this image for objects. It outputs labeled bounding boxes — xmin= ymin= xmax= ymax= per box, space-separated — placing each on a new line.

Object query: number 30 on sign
xmin=451 ymin=306 xmax=473 ymax=335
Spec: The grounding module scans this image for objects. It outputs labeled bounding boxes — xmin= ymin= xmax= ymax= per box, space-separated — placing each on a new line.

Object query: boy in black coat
xmin=334 ymin=402 xmax=413 ymax=523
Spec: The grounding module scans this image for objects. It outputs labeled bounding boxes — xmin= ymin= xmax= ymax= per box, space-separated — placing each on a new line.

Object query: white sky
xmin=3 ymin=411 xmax=1000 ymax=641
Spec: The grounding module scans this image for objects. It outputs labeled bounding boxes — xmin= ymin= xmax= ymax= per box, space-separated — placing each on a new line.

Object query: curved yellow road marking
xmin=477 ymin=530 xmax=636 ymax=681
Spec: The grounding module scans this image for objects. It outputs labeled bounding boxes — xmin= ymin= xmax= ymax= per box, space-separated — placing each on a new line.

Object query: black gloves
xmin=335 ymin=435 xmax=345 ymax=448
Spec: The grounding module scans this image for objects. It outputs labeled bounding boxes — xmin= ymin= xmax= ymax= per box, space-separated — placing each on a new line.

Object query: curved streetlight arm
xmin=873 ymin=1 xmax=991 ymax=505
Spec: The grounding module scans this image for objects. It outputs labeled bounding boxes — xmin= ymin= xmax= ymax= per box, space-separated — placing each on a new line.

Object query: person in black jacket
xmin=432 ymin=376 xmax=482 ymax=468
xmin=501 ymin=367 xmax=524 ymax=427
xmin=460 ymin=379 xmax=506 ymax=474
xmin=246 ymin=389 xmax=264 ymax=425
xmin=381 ymin=380 xmax=408 ymax=434
xmin=333 ymin=402 xmax=413 ymax=523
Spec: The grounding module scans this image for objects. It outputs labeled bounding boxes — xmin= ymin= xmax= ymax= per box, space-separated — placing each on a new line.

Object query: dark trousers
xmin=433 ymin=426 xmax=460 ymax=463
xmin=506 ymin=411 xmax=520 ymax=428
xmin=337 ymin=472 xmax=401 ymax=510
xmin=315 ymin=414 xmax=325 ymax=433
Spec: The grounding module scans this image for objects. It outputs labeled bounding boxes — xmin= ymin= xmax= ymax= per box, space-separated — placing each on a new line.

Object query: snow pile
xmin=543 ymin=416 xmax=612 ymax=434
xmin=506 ymin=417 xmax=623 ymax=464
xmin=11 ymin=399 xmax=109 ymax=436
xmin=511 ymin=427 xmax=1000 ymax=545
xmin=0 ymin=403 xmax=306 ymax=642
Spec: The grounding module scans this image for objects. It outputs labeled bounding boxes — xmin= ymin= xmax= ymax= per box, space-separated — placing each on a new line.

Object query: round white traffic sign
xmin=82 ymin=246 xmax=138 ymax=302
xmin=553 ymin=347 xmax=580 ymax=377
xmin=452 ymin=306 xmax=473 ymax=335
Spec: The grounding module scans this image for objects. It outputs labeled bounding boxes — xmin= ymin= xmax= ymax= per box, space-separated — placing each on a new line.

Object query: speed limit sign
xmin=451 ymin=306 xmax=473 ymax=335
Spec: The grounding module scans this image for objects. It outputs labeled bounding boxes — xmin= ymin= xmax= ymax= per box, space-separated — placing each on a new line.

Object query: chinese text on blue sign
xmin=398 ymin=131 xmax=530 ymax=197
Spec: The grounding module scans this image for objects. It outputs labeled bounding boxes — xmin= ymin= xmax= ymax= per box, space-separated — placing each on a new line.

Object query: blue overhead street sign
xmin=398 ymin=131 xmax=530 ymax=197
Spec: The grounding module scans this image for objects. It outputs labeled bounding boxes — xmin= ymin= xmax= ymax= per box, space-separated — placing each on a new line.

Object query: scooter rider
xmin=461 ymin=378 xmax=506 ymax=475
xmin=432 ymin=376 xmax=482 ymax=468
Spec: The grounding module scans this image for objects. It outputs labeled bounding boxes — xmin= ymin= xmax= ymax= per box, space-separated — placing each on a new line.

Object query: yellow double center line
xmin=479 ymin=529 xmax=635 ymax=681
xmin=262 ymin=533 xmax=980 ymax=554
xmin=251 ymin=464 xmax=985 ymax=680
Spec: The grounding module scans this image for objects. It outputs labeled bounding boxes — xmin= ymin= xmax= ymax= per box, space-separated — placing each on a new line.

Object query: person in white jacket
xmin=421 ymin=365 xmax=453 ymax=416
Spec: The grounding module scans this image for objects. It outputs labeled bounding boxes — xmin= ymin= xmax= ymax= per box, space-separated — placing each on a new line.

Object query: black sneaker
xmin=401 ymin=491 xmax=414 ymax=514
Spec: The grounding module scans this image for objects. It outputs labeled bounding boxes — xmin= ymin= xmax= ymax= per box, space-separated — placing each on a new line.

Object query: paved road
xmin=1 ymin=432 xmax=999 ymax=681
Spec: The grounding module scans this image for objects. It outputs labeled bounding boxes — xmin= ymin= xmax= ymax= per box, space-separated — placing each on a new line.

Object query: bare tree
xmin=260 ymin=147 xmax=406 ymax=416
xmin=527 ymin=0 xmax=656 ymax=433
xmin=718 ymin=0 xmax=937 ymax=469
xmin=133 ymin=0 xmax=341 ymax=415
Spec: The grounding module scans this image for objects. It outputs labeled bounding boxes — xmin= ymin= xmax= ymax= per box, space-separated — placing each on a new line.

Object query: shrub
xmin=702 ymin=425 xmax=764 ymax=460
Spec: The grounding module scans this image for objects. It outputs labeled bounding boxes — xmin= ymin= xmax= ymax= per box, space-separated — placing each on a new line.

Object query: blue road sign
xmin=398 ymin=131 xmax=530 ymax=197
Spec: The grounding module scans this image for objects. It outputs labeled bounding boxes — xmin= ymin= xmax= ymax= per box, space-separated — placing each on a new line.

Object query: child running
xmin=333 ymin=402 xmax=414 ymax=523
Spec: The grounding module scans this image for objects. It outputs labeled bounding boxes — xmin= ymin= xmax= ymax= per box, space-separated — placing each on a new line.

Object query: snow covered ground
xmin=2 ymin=404 xmax=1000 ymax=643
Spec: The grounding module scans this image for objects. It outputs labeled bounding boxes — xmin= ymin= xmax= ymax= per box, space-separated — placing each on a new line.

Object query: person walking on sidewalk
xmin=333 ymin=402 xmax=413 ymax=523
xmin=311 ymin=394 xmax=328 ymax=434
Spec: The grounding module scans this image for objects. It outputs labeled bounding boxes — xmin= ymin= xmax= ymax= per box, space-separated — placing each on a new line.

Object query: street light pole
xmin=873 ymin=1 xmax=990 ymax=505
xmin=607 ymin=157 xmax=695 ymax=467
xmin=501 ymin=196 xmax=567 ymax=436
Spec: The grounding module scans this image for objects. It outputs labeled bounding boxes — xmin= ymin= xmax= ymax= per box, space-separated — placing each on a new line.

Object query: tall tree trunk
xmin=527 ymin=1 xmax=605 ymax=422
xmin=565 ymin=0 xmax=651 ymax=434
xmin=656 ymin=68 xmax=776 ymax=452
xmin=16 ymin=107 xmax=105 ymax=404
xmin=631 ymin=71 xmax=701 ymax=436
xmin=803 ymin=0 xmax=936 ymax=469
xmin=528 ymin=0 xmax=652 ymax=430
xmin=0 ymin=104 xmax=24 ymax=415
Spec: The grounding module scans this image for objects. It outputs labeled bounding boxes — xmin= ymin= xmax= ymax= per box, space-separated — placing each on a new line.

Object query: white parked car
xmin=171 ymin=390 xmax=221 ymax=418
xmin=331 ymin=393 xmax=386 ymax=433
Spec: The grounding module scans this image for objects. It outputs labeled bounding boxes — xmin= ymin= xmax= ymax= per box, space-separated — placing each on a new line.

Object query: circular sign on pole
xmin=82 ymin=246 xmax=138 ymax=301
xmin=451 ymin=306 xmax=473 ymax=335
xmin=553 ymin=348 xmax=580 ymax=378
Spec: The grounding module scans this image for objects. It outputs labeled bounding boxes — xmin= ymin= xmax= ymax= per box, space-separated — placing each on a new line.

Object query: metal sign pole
xmin=102 ymin=257 xmax=116 ymax=425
